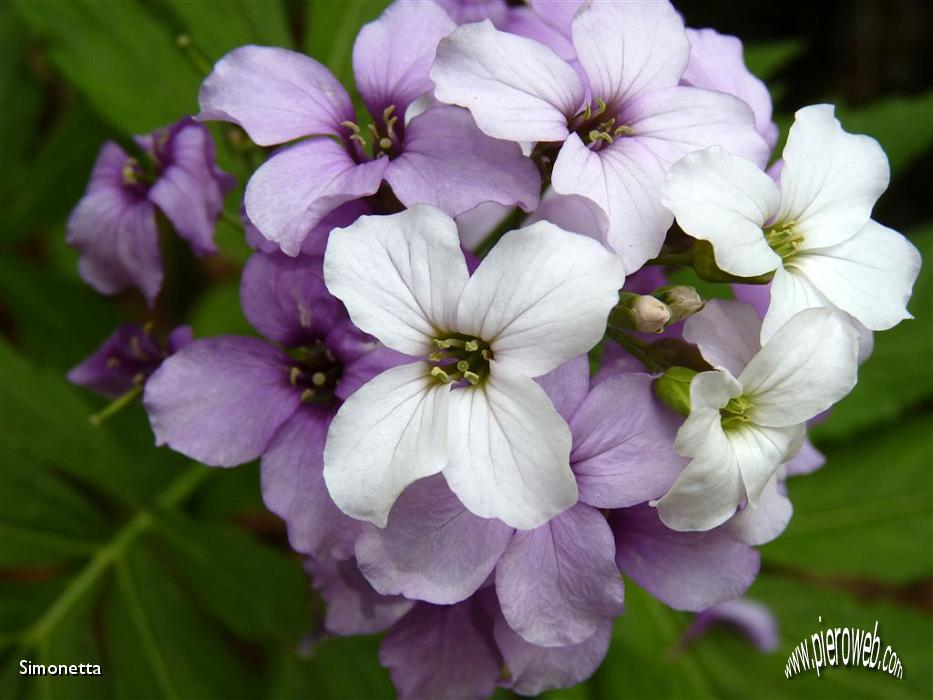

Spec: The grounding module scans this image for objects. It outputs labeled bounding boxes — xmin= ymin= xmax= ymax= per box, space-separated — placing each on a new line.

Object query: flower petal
xmin=685 ymin=599 xmax=779 ymax=652
xmin=535 ymin=354 xmax=590 ymax=423
xmin=352 ymin=0 xmax=456 ymax=117
xmin=324 ymin=205 xmax=469 ymax=356
xmin=726 ymin=423 xmax=803 ymax=505
xmin=260 ymin=407 xmax=359 ymax=559
xmin=240 ymin=252 xmax=344 ymax=347
xmin=380 ymin=600 xmax=501 ymax=700
xmin=306 ymin=556 xmax=412 ymax=635
xmin=144 ymin=337 xmax=300 ymax=467
xmin=495 ymin=615 xmax=611 ymax=696
xmin=570 ymin=371 xmax=685 ymax=508
xmin=66 ymin=144 xmax=162 ymax=306
xmin=496 ymin=503 xmax=625 ymax=646
xmin=791 ymin=220 xmax=921 ymax=331
xmin=783 ymin=437 xmax=825 ymax=476
xmin=571 ymin=0 xmax=687 ymax=105
xmin=244 ymin=137 xmax=387 ymax=257
xmin=197 ymin=46 xmax=353 ymax=145
xmin=682 ymin=299 xmax=763 ymax=377
xmin=760 ymin=265 xmax=834 ymax=342
xmin=661 ymin=146 xmax=781 ymax=277
xmin=323 ymin=362 xmax=450 ymax=528
xmin=778 ymin=104 xmax=889 ymax=248
xmin=740 ymin=308 xmax=859 ymax=427
xmin=431 ymin=20 xmax=583 ymax=142
xmin=355 ymin=474 xmax=513 ymax=604
xmin=457 ymin=221 xmax=624 ymax=377
xmin=444 ymin=368 xmax=577 ymax=530
xmin=612 ymin=504 xmax=759 ymax=612
xmin=386 ymin=105 xmax=540 ymax=215
xmin=726 ymin=472 xmax=792 ymax=546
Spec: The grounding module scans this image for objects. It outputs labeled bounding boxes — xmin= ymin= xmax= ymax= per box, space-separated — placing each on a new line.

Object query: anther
xmin=379 ymin=137 xmax=393 ymax=151
xmin=312 ymin=372 xmax=327 ymax=387
xmin=464 ymin=339 xmax=479 ymax=352
xmin=300 ymin=388 xmax=315 ymax=403
xmin=464 ymin=371 xmax=481 ymax=385
xmin=289 ymin=366 xmax=303 ymax=386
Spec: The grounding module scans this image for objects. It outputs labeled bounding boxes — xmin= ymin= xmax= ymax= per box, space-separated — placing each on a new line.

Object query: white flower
xmin=321 ymin=205 xmax=625 ymax=529
xmin=661 ymin=104 xmax=921 ymax=341
xmin=652 ymin=307 xmax=858 ymax=532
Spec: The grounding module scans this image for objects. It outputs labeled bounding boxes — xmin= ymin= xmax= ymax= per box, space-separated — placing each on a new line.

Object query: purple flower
xmin=197 ymin=0 xmax=540 ymax=257
xmin=67 ymin=118 xmax=234 ymax=306
xmin=684 ymin=598 xmax=779 ymax=652
xmin=143 ymin=252 xmax=406 ymax=559
xmin=68 ymin=324 xmax=192 ymax=398
xmin=431 ymin=0 xmax=769 ymax=271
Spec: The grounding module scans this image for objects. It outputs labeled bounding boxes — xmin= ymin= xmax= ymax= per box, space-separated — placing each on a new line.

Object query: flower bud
xmin=653 ymin=285 xmax=704 ymax=322
xmin=610 ymin=292 xmax=671 ymax=334
xmin=654 ymin=366 xmax=697 ymax=416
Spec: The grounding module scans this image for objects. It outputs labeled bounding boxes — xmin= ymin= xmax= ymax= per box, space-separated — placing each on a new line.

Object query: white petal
xmin=778 ymin=104 xmax=890 ymax=248
xmin=431 ymin=20 xmax=583 ymax=142
xmin=792 ymin=220 xmax=921 ymax=331
xmin=725 ymin=423 xmax=803 ymax=505
xmin=323 ymin=205 xmax=469 ymax=356
xmin=686 ymin=369 xmax=742 ymax=414
xmin=571 ymin=0 xmax=688 ymax=104
xmin=661 ymin=147 xmax=781 ymax=277
xmin=682 ymin=299 xmax=762 ymax=377
xmin=727 ymin=472 xmax=793 ymax=546
xmin=740 ymin=308 xmax=859 ymax=427
xmin=760 ymin=265 xmax=834 ymax=342
xmin=457 ymin=221 xmax=624 ymax=377
xmin=444 ymin=368 xmax=577 ymax=530
xmin=653 ymin=416 xmax=745 ymax=532
xmin=323 ymin=362 xmax=450 ymax=527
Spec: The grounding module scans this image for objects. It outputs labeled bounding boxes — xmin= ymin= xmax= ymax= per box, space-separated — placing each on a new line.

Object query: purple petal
xmin=436 ymin=0 xmax=509 ymax=27
xmin=68 ymin=324 xmax=169 ymax=397
xmin=355 ymin=474 xmax=513 ymax=604
xmin=495 ymin=614 xmax=611 ymax=696
xmin=66 ymin=142 xmax=162 ymax=306
xmin=166 ymin=325 xmax=194 ymax=354
xmin=524 ymin=189 xmax=608 ymax=246
xmin=386 ymin=105 xmax=540 ymax=216
xmin=306 ymin=556 xmax=412 ymax=635
xmin=683 ymin=28 xmax=778 ymax=150
xmin=143 ymin=336 xmax=300 ymax=467
xmin=239 ymin=252 xmax=345 ymax=347
xmin=496 ymin=503 xmax=625 ymax=646
xmin=682 ymin=299 xmax=762 ymax=377
xmin=506 ymin=3 xmax=578 ymax=62
xmin=324 ymin=320 xmax=411 ymax=400
xmin=612 ymin=504 xmax=759 ymax=612
xmin=570 ymin=371 xmax=685 ymax=508
xmin=197 ymin=46 xmax=354 ymax=145
xmin=145 ymin=120 xmax=233 ymax=256
xmin=535 ymin=354 xmax=590 ymax=423
xmin=244 ymin=138 xmax=387 ymax=256
xmin=380 ymin=599 xmax=501 ymax=700
xmin=352 ymin=0 xmax=456 ymax=118
xmin=685 ymin=599 xmax=779 ymax=652
xmin=260 ymin=407 xmax=359 ymax=560
xmin=783 ymin=437 xmax=825 ymax=476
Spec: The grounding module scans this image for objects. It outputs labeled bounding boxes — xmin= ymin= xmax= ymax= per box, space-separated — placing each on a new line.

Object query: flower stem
xmin=605 ymin=326 xmax=665 ymax=373
xmin=89 ymin=385 xmax=143 ymax=427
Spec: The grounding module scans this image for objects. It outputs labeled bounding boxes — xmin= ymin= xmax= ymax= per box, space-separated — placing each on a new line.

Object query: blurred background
xmin=0 ymin=1 xmax=930 ymax=698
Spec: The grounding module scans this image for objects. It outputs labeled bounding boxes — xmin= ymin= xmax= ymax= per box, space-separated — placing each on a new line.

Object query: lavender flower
xmin=197 ymin=0 xmax=540 ymax=257
xmin=67 ymin=118 xmax=234 ymax=305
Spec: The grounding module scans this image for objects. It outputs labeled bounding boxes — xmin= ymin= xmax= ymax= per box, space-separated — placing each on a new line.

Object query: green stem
xmin=219 ymin=208 xmax=242 ymax=230
xmin=89 ymin=385 xmax=143 ymax=427
xmin=474 ymin=207 xmax=523 ymax=258
xmin=176 ymin=34 xmax=212 ymax=76
xmin=648 ymin=250 xmax=693 ymax=267
xmin=605 ymin=326 xmax=664 ymax=373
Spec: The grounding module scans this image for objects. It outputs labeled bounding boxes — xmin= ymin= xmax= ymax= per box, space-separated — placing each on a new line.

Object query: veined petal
xmin=726 ymin=472 xmax=793 ymax=545
xmin=654 ymin=415 xmax=745 ymax=532
xmin=355 ymin=474 xmax=513 ymax=605
xmin=144 ymin=337 xmax=300 ymax=467
xmin=444 ymin=368 xmax=577 ymax=530
xmin=431 ymin=20 xmax=584 ymax=142
xmin=197 ymin=46 xmax=354 ymax=145
xmin=740 ymin=308 xmax=858 ymax=427
xmin=570 ymin=371 xmax=685 ymax=508
xmin=726 ymin=423 xmax=803 ymax=505
xmin=457 ymin=221 xmax=624 ymax=377
xmin=760 ymin=265 xmax=834 ymax=342
xmin=386 ymin=105 xmax=540 ymax=216
xmin=352 ymin=0 xmax=456 ymax=117
xmin=661 ymin=147 xmax=781 ymax=277
xmin=535 ymin=354 xmax=590 ymax=423
xmin=682 ymin=299 xmax=763 ymax=377
xmin=791 ymin=220 xmax=921 ymax=331
xmin=571 ymin=0 xmax=687 ymax=105
xmin=323 ymin=362 xmax=450 ymax=528
xmin=324 ymin=205 xmax=469 ymax=356
xmin=685 ymin=370 xmax=742 ymax=417
xmin=244 ymin=138 xmax=387 ymax=257
xmin=778 ymin=104 xmax=890 ymax=248
xmin=506 ymin=3 xmax=578 ymax=62
xmin=496 ymin=503 xmax=625 ymax=646
xmin=612 ymin=504 xmax=759 ymax=611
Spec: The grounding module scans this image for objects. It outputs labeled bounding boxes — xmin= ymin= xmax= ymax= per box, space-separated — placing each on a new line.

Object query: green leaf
xmin=744 ymin=39 xmax=805 ymax=81
xmin=189 ymin=279 xmax=255 ymax=337
xmin=763 ymin=413 xmax=933 ymax=583
xmin=813 ymin=223 xmax=933 ymax=440
xmin=13 ymin=0 xmax=200 ymax=134
xmin=305 ymin=0 xmax=389 ymax=86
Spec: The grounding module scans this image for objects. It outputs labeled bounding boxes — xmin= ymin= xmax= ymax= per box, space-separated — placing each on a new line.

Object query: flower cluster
xmin=66 ymin=1 xmax=921 ymax=698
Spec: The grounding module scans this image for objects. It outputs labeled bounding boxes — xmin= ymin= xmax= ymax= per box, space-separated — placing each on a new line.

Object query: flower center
xmin=765 ymin=221 xmax=804 ymax=259
xmin=428 ymin=335 xmax=493 ymax=387
xmin=571 ymin=98 xmax=634 ymax=151
xmin=720 ymin=394 xmax=753 ymax=430
xmin=287 ymin=341 xmax=343 ymax=404
xmin=342 ymin=105 xmax=401 ymax=161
